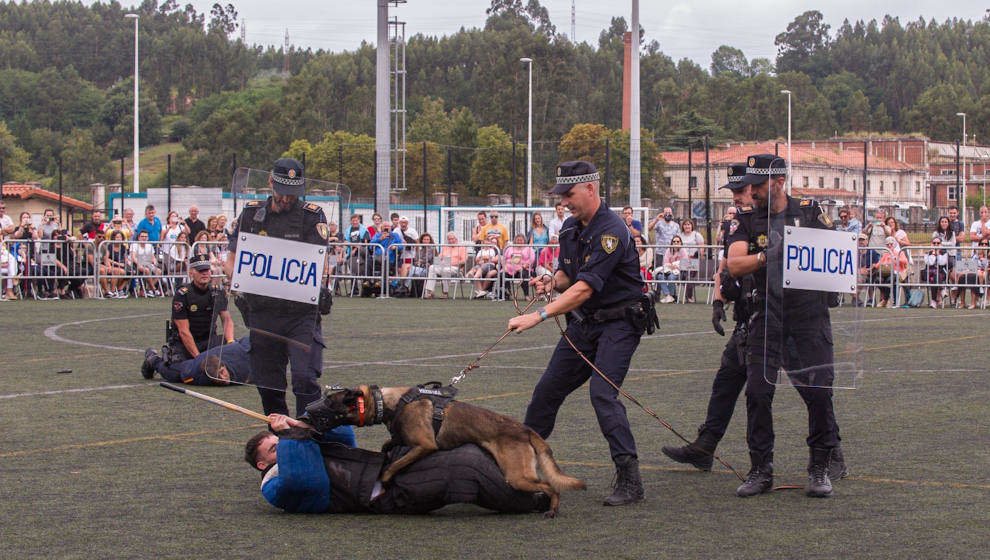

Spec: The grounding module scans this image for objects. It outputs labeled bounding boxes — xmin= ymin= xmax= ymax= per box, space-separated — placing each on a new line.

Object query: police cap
xmin=189 ymin=254 xmax=212 ymax=271
xmin=738 ymin=154 xmax=787 ymax=186
xmin=271 ymin=157 xmax=306 ymax=196
xmin=719 ymin=163 xmax=750 ymax=191
xmin=550 ymin=161 xmax=601 ymax=194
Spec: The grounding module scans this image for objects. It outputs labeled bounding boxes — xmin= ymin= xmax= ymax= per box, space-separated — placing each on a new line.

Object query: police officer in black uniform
xmin=661 ymin=163 xmax=758 ymax=470
xmin=508 ymin=161 xmax=658 ymax=507
xmin=224 ymin=158 xmax=332 ymax=417
xmin=725 ymin=154 xmax=841 ymax=498
xmin=143 ymin=253 xmax=234 ymax=378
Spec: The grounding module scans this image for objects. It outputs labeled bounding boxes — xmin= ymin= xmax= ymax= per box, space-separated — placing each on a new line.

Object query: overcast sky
xmin=123 ymin=1 xmax=988 ymax=67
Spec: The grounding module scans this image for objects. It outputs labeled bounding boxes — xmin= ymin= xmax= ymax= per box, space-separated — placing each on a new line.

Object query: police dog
xmin=306 ymin=383 xmax=586 ymax=517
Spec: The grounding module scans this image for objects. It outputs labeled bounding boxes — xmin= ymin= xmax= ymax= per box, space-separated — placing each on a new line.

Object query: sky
xmin=122 ymin=0 xmax=988 ymax=68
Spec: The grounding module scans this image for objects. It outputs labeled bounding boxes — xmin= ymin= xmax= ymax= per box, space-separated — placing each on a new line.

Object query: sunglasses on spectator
xmin=933 ymin=241 xmax=941 ymax=245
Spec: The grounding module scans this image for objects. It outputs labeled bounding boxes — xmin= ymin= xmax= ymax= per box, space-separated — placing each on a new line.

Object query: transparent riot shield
xmin=205 ymin=167 xmax=348 ymax=411
xmin=764 ymin=194 xmax=863 ymax=390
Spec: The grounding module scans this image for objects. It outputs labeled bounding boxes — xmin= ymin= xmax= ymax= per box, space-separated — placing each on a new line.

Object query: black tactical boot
xmin=141 ymin=348 xmax=158 ymax=379
xmin=661 ymin=425 xmax=718 ymax=471
xmin=807 ymin=447 xmax=833 ymax=498
xmin=828 ymin=445 xmax=848 ymax=480
xmin=603 ymin=455 xmax=645 ymax=506
xmin=736 ymin=453 xmax=773 ymax=497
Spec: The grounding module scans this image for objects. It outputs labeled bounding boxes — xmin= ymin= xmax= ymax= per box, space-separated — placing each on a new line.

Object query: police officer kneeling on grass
xmin=142 ymin=254 xmax=234 ymax=378
xmin=508 ymin=161 xmax=658 ymax=507
xmin=725 ymin=154 xmax=845 ymax=498
xmin=245 ymin=414 xmax=552 ymax=515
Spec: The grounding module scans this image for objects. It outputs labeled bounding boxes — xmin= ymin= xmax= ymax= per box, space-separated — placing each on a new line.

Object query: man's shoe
xmin=807 ymin=447 xmax=833 ymax=498
xmin=141 ymin=348 xmax=158 ymax=379
xmin=828 ymin=445 xmax=848 ymax=480
xmin=532 ymin=491 xmax=551 ymax=513
xmin=661 ymin=425 xmax=717 ymax=471
xmin=603 ymin=455 xmax=645 ymax=506
xmin=736 ymin=455 xmax=773 ymax=497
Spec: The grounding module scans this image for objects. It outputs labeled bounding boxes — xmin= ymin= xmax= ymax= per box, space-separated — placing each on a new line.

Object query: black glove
xmin=712 ymin=300 xmax=726 ymax=336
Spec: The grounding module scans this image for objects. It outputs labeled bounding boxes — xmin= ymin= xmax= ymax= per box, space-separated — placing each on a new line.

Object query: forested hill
xmin=0 ymin=1 xmax=988 ymax=193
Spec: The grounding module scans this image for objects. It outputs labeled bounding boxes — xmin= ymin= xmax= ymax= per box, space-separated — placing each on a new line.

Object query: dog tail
xmin=530 ymin=430 xmax=587 ymax=492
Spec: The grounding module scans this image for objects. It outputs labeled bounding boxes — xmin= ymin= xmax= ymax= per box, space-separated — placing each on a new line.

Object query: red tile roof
xmin=2 ymin=184 xmax=93 ymax=211
xmin=661 ymin=141 xmax=920 ymax=171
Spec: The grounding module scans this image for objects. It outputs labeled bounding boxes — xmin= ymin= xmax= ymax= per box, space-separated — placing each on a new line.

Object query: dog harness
xmin=388 ymin=382 xmax=459 ymax=435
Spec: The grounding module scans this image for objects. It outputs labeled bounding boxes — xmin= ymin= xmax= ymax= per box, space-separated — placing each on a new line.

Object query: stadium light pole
xmin=520 ymin=57 xmax=533 ymax=208
xmin=957 ymin=112 xmax=967 ymax=219
xmin=125 ymin=13 xmax=140 ymax=193
xmin=780 ymin=89 xmax=792 ymax=195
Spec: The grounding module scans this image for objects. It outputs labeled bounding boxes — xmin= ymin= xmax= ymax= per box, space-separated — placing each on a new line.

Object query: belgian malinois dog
xmin=306 ymin=384 xmax=586 ymax=517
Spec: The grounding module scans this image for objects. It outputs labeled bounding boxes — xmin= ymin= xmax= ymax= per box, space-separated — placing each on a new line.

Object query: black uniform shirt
xmin=557 ymin=200 xmax=643 ymax=314
xmin=172 ymin=282 xmax=227 ymax=342
xmin=726 ymin=196 xmax=832 ymax=319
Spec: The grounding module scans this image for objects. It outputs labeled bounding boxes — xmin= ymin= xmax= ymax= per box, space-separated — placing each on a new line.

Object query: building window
xmin=663 ymin=176 xmax=672 ymax=188
xmin=818 ymin=177 xmax=825 ymax=188
xmin=834 ymin=178 xmax=840 ymax=189
xmin=940 ymin=169 xmax=956 ymax=176
xmin=803 ymin=176 xmax=810 ymax=187
xmin=948 ymin=186 xmax=956 ymax=201
xmin=879 ymin=180 xmax=884 ymax=194
xmin=892 ymin=181 xmax=897 ymax=194
xmin=853 ymin=179 xmax=857 ymax=191
xmin=688 ymin=176 xmax=697 ymax=189
xmin=915 ymin=181 xmax=921 ymax=194
xmin=867 ymin=180 xmax=871 ymax=192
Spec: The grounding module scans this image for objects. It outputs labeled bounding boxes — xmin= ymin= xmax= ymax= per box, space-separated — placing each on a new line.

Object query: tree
xmin=306 ymin=131 xmax=375 ymax=195
xmin=775 ymin=10 xmax=832 ymax=80
xmin=60 ymin=128 xmax=112 ymax=187
xmin=558 ymin=124 xmax=669 ymax=202
xmin=208 ymin=3 xmax=239 ymax=36
xmin=0 ymin=121 xmax=30 ymax=181
xmin=710 ymin=45 xmax=749 ymax=77
xmin=469 ymin=125 xmax=513 ymax=195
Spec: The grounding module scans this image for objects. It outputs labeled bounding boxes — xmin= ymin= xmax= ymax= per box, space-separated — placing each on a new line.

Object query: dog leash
xmin=451 ymin=277 xmax=746 ymax=483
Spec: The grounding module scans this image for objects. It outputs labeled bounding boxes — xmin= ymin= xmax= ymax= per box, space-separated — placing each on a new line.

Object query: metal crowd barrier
xmin=896 ymin=245 xmax=989 ymax=308
xmin=640 ymin=243 xmax=720 ymax=304
xmin=0 ymin=238 xmax=97 ymax=299
xmin=95 ymin=239 xmax=192 ymax=298
xmin=324 ymin=241 xmax=394 ymax=297
xmin=383 ymin=242 xmax=489 ymax=299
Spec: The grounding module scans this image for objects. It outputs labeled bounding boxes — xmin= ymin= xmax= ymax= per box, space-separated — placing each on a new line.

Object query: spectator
xmin=948 ymin=206 xmax=966 ymax=244
xmin=51 ymin=229 xmax=86 ymax=299
xmin=185 ymin=205 xmax=205 ymax=239
xmin=80 ymin=210 xmax=107 ymax=240
xmin=856 ymin=233 xmax=880 ymax=306
xmin=368 ymin=212 xmax=384 ymax=238
xmin=192 ymin=230 xmax=212 ymax=261
xmin=424 ymin=231 xmax=467 ymax=299
xmin=468 ymin=234 xmax=500 ymax=298
xmin=39 ymin=208 xmax=60 ymax=240
xmin=528 ymin=212 xmax=549 ymax=246
xmin=923 ymin=237 xmax=950 ymax=308
xmin=205 ymin=215 xmax=219 ymax=235
xmin=884 ymin=216 xmax=910 ymax=250
xmin=344 ymin=214 xmax=371 ymax=279
xmin=954 ymin=242 xmax=988 ymax=309
xmin=871 ymin=236 xmax=909 ymax=308
xmin=471 ymin=211 xmax=489 ymax=248
xmin=679 ymin=218 xmax=704 ymax=303
xmin=714 ymin=208 xmax=736 ymax=247
xmin=390 ymin=213 xmax=400 ymax=232
xmin=134 ymin=205 xmax=163 ymax=245
xmin=649 ymin=206 xmax=680 ymax=246
xmin=484 ymin=211 xmax=510 ymax=249
xmin=162 ymin=211 xmax=185 ymax=243
xmin=395 ymin=216 xmax=419 ymax=283
xmin=0 ymin=200 xmax=14 ymax=237
xmin=107 ymin=215 xmax=127 ymax=240
xmin=621 ymin=206 xmax=642 ymax=237
xmin=548 ymin=203 xmax=566 ymax=238
xmin=370 ymin=223 xmax=402 ymax=275
xmin=933 ymin=216 xmax=959 ymax=306
xmin=535 ymin=234 xmax=559 ymax=278
xmin=836 ymin=208 xmax=862 ymax=235
xmin=103 ymin=229 xmax=131 ymax=298
xmin=216 ymin=214 xmax=230 ymax=236
xmin=634 ymin=234 xmax=654 ymax=292
xmin=968 ymin=206 xmax=990 ymax=247
xmin=405 ymin=232 xmax=437 ymax=296
xmin=0 ymin=201 xmax=15 ymax=300
xmin=502 ymin=233 xmax=535 ymax=298
xmin=121 ymin=208 xmax=138 ymax=237
xmin=10 ymin=211 xmax=40 ymax=297
xmin=863 ymin=209 xmax=886 ymax=249
xmin=167 ymin=230 xmax=190 ymax=276
xmin=131 ymin=230 xmax=163 ymax=297
xmin=655 ymin=235 xmax=687 ymax=303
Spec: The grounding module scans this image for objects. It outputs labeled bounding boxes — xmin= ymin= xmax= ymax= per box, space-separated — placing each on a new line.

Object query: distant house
xmin=1 ymin=183 xmax=93 ymax=233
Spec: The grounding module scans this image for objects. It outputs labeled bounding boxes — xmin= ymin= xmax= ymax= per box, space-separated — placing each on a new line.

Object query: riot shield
xmin=205 ymin=168 xmax=345 ymax=409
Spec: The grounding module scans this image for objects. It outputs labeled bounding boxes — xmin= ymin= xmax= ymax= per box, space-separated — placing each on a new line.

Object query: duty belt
xmin=578 ymin=299 xmax=641 ymax=324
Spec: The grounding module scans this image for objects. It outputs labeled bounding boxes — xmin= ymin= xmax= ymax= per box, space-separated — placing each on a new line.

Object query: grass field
xmin=1 ymin=297 xmax=988 ymax=559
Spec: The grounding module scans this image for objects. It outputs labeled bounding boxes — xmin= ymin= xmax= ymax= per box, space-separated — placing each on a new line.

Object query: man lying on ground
xmin=142 ymin=336 xmax=250 ymax=385
xmin=245 ymin=414 xmax=550 ymax=515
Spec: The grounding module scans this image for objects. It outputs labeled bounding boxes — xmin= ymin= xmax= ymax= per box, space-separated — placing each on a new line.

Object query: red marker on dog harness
xmin=357 ymin=395 xmax=366 ymax=427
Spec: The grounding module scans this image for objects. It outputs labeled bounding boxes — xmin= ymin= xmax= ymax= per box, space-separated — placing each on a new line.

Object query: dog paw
xmin=543 ymin=508 xmax=558 ymax=519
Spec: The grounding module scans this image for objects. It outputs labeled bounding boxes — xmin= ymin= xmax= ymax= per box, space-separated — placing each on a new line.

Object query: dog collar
xmin=370 ymin=385 xmax=385 ymax=425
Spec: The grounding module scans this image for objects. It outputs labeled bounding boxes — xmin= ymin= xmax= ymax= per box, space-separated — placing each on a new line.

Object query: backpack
xmin=906 ymin=288 xmax=924 ymax=308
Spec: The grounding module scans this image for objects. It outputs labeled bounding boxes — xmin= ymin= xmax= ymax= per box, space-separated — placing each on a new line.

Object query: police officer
xmin=144 ymin=253 xmax=234 ymax=374
xmin=224 ymin=158 xmax=331 ymax=417
xmin=508 ymin=161 xmax=657 ymax=507
xmin=142 ymin=336 xmax=251 ymax=386
xmin=725 ymin=154 xmax=841 ymax=498
xmin=661 ymin=163 xmax=756 ymax=470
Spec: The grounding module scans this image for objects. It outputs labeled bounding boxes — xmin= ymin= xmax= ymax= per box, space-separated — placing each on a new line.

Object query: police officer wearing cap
xmin=147 ymin=253 xmax=234 ymax=372
xmin=725 ymin=154 xmax=845 ymax=498
xmin=661 ymin=163 xmax=759 ymax=471
xmin=508 ymin=161 xmax=658 ymax=507
xmin=224 ymin=158 xmax=332 ymax=417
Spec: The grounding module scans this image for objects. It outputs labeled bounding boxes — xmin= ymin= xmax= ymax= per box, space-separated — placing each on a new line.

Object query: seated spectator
xmin=535 ymin=235 xmax=559 ymax=278
xmin=655 ymin=235 xmax=687 ymax=303
xmin=424 ymin=231 xmax=467 ymax=299
xmin=922 ymin=238 xmax=950 ymax=308
xmin=679 ymin=219 xmax=704 ymax=303
xmin=502 ymin=233 xmax=535 ymax=298
xmin=871 ymin=237 xmax=909 ymax=308
xmin=402 ymin=232 xmax=436 ymax=296
xmin=344 ymin=214 xmax=371 ymax=279
xmin=121 ymin=208 xmax=138 ymax=238
xmin=370 ymin=223 xmax=403 ymax=276
xmin=527 ymin=213 xmax=549 ymax=246
xmin=933 ymin=215 xmax=960 ymax=305
xmin=634 ymin=235 xmax=653 ymax=293
xmin=103 ymin=229 xmax=132 ymax=298
xmin=856 ymin=233 xmax=880 ymax=306
xmin=217 ymin=214 xmax=230 ymax=236
xmin=955 ymin=242 xmax=989 ymax=309
xmin=167 ymin=230 xmax=191 ymax=277
xmin=206 ymin=215 xmax=219 ymax=235
xmin=131 ymin=230 xmax=163 ymax=297
xmin=192 ymin=230 xmax=212 ymax=258
xmin=468 ymin=234 xmax=501 ymax=298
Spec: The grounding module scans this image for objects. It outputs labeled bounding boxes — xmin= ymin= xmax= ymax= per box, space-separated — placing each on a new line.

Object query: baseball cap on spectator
xmin=189 ymin=254 xmax=212 ymax=271
xmin=858 ymin=233 xmax=868 ymax=241
xmin=399 ymin=216 xmax=409 ymax=223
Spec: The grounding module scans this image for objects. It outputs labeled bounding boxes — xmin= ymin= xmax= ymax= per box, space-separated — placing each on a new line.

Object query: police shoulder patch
xmin=818 ymin=210 xmax=832 ymax=227
xmin=737 ymin=205 xmax=754 ymax=214
xmin=728 ymin=219 xmax=740 ymax=235
xmin=304 ymin=203 xmax=321 ymax=213
xmin=316 ymin=222 xmax=330 ymax=240
xmin=800 ymin=199 xmax=812 ymax=207
xmin=601 ymin=234 xmax=619 ymax=254
xmin=173 ymin=301 xmax=183 ymax=311
xmin=245 ymin=200 xmax=263 ymax=208
xmin=189 ymin=304 xmax=198 ymax=312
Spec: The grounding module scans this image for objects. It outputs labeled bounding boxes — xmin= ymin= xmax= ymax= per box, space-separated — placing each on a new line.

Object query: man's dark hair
xmin=245 ymin=430 xmax=271 ymax=471
xmin=622 ymin=206 xmax=633 ymax=212
xmin=390 ymin=212 xmax=399 ymax=220
xmin=145 ymin=204 xmax=155 ymax=212
xmin=950 ymin=206 xmax=959 ymax=212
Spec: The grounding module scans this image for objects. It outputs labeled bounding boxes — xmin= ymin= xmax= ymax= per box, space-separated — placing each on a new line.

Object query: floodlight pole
xmin=781 ymin=89 xmax=792 ymax=195
xmin=957 ymin=112 xmax=967 ymax=220
xmin=520 ymin=57 xmax=533 ymax=208
xmin=628 ymin=0 xmax=641 ymax=206
xmin=125 ymin=13 xmax=140 ymax=193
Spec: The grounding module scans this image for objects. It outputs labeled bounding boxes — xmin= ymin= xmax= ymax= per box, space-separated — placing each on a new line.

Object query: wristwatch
xmin=538 ymin=307 xmax=549 ymax=322
xmin=757 ymin=251 xmax=767 ymax=267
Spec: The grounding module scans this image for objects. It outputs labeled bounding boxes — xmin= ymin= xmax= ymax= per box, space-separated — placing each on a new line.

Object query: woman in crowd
xmin=468 ymin=233 xmax=500 ymax=299
xmin=655 ymin=235 xmax=687 ymax=303
xmin=535 ymin=234 xmax=559 ymax=278
xmin=527 ymin=213 xmax=549 ymax=246
xmin=192 ymin=230 xmax=212 ymax=257
xmin=956 ymin=241 xmax=989 ymax=309
xmin=405 ymin=232 xmax=437 ymax=295
xmin=368 ymin=213 xmax=384 ymax=238
xmin=216 ymin=214 xmax=230 ymax=236
xmin=206 ymin=215 xmax=219 ymax=235
xmin=103 ymin=229 xmax=131 ymax=298
xmin=922 ymin=237 xmax=950 ymax=308
xmin=884 ymin=216 xmax=911 ymax=249
xmin=871 ymin=236 xmax=910 ymax=307
xmin=933 ymin=215 xmax=960 ymax=305
xmin=679 ymin=219 xmax=705 ymax=303
xmin=168 ymin=230 xmax=190 ymax=276
xmin=502 ymin=233 xmax=535 ymax=298
xmin=424 ymin=231 xmax=467 ymax=299
xmin=162 ymin=211 xmax=186 ymax=243
xmin=634 ymin=235 xmax=653 ymax=293
xmin=130 ymin=230 xmax=163 ymax=297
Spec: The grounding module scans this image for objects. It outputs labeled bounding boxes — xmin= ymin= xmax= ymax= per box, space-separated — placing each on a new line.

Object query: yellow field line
xmin=840 ymin=333 xmax=990 ymax=354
